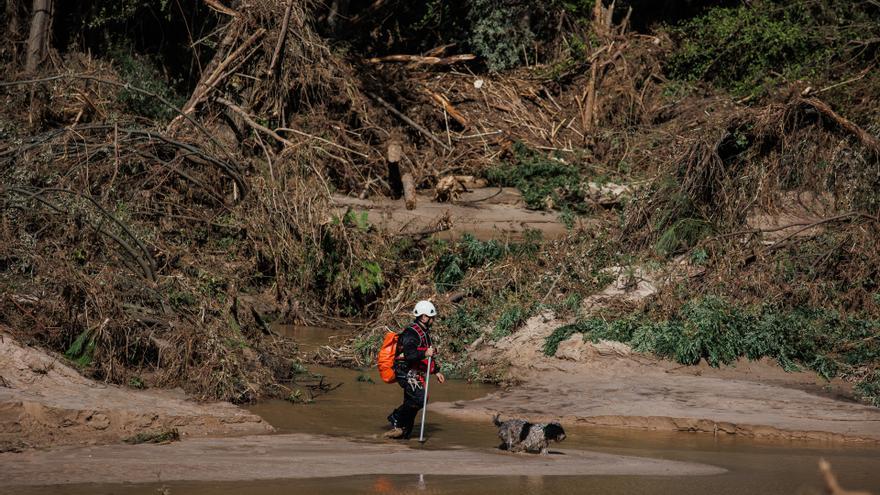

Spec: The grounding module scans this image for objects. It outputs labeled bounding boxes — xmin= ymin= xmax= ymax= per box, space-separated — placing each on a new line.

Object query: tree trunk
xmin=402 ymin=172 xmax=417 ymax=210
xmin=25 ymin=0 xmax=52 ymax=73
xmin=6 ymin=0 xmax=20 ymax=39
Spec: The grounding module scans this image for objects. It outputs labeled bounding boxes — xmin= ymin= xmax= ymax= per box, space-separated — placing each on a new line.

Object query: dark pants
xmin=388 ymin=369 xmax=425 ymax=438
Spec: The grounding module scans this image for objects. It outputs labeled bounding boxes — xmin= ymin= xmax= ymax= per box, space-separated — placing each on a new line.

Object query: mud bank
xmin=441 ymin=315 xmax=880 ymax=443
xmin=331 ymin=188 xmax=582 ymax=240
xmin=0 ymin=332 xmax=271 ymax=450
xmin=0 ymin=432 xmax=725 ymax=486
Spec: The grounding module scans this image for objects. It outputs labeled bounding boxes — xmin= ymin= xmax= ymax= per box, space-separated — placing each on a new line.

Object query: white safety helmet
xmin=412 ymin=300 xmax=437 ymax=318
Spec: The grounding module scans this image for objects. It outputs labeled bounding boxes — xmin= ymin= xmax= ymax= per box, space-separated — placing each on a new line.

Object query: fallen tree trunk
xmin=366 ymin=54 xmax=475 ymax=66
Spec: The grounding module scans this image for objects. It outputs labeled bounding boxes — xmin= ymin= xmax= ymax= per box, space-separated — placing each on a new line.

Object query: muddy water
xmin=10 ymin=326 xmax=880 ymax=495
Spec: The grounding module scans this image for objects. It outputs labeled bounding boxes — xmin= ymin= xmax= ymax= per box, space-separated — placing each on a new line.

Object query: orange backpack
xmin=377 ymin=330 xmax=399 ymax=383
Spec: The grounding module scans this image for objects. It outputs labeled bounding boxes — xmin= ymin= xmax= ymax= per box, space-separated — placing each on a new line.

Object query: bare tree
xmin=25 ymin=0 xmax=52 ymax=72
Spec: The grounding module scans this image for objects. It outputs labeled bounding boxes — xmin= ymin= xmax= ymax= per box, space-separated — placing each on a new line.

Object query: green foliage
xmin=107 ymin=43 xmax=183 ymax=121
xmin=856 ymin=372 xmax=880 ymax=407
xmin=285 ymin=389 xmax=313 ymax=404
xmin=545 ymin=297 xmax=880 ymax=404
xmin=543 ymin=323 xmax=581 ymax=356
xmin=128 ymin=376 xmax=145 ymax=389
xmin=440 ymin=305 xmax=486 ymax=353
xmin=468 ymin=0 xmax=536 ymax=71
xmin=353 ymin=332 xmax=383 ymax=364
xmin=84 ymin=0 xmax=172 ymax=29
xmin=690 ymin=248 xmax=709 ymax=265
xmin=487 ymin=143 xmax=587 ymax=211
xmin=666 ymin=0 xmax=880 ymax=95
xmin=65 ymin=328 xmax=96 ymax=367
xmin=655 ymin=218 xmax=711 ymax=257
xmin=352 ymin=261 xmax=384 ymax=295
xmin=356 ymin=373 xmax=375 ymax=384
xmin=492 ymin=305 xmax=528 ymax=340
xmin=340 ymin=210 xmax=371 ymax=231
xmin=434 ymin=234 xmax=507 ymax=292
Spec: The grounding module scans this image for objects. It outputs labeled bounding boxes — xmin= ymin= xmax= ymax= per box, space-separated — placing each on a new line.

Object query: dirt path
xmin=0 ymin=331 xmax=271 ymax=450
xmin=436 ymin=314 xmax=880 ymax=443
xmin=0 ymin=432 xmax=724 ymax=486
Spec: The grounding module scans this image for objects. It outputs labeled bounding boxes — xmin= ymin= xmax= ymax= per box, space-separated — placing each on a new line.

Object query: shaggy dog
xmin=493 ymin=414 xmax=566 ymax=454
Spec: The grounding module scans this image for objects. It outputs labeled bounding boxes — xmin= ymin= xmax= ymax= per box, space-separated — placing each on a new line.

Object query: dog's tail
xmin=492 ymin=413 xmax=502 ymax=426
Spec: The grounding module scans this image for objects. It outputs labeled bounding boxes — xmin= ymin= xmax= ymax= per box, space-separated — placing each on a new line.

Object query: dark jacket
xmin=395 ymin=321 xmax=439 ymax=374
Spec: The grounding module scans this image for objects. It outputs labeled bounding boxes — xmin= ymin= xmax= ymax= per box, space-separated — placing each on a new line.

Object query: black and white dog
xmin=493 ymin=414 xmax=566 ymax=454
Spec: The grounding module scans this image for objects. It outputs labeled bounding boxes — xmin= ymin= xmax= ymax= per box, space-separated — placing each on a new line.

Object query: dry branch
xmin=424 ymin=88 xmax=469 ymax=128
xmin=203 ymin=0 xmax=238 ymax=17
xmin=367 ymin=54 xmax=476 ymax=66
xmin=366 ymin=91 xmax=452 ymax=152
xmin=800 ymin=97 xmax=880 ymax=155
xmin=267 ymin=1 xmax=293 ymax=74
xmin=0 ymin=74 xmax=235 ymax=160
xmin=174 ymin=28 xmax=266 ymax=125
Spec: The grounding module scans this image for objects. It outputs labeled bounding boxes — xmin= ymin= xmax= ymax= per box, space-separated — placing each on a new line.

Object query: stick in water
xmin=418 ymin=356 xmax=432 ymax=443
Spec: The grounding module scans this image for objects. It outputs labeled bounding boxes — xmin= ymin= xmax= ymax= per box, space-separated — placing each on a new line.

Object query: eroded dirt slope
xmin=0 ymin=330 xmax=271 ymax=450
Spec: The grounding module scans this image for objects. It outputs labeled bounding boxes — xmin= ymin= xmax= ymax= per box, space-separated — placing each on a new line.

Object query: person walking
xmin=384 ymin=300 xmax=445 ymax=439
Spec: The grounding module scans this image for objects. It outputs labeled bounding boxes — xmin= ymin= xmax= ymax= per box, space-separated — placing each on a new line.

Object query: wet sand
xmin=0 ymin=432 xmax=725 ymax=486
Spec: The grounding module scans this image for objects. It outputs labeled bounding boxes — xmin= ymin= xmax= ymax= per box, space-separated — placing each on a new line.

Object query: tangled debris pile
xmin=1 ymin=0 xmax=878 ymax=406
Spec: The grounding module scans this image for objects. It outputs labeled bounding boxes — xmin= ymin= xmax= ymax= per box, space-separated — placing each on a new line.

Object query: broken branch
xmin=365 ymin=91 xmax=452 ymax=152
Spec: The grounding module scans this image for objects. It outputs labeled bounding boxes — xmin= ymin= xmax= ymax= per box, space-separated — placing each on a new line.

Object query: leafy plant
xmin=666 ymin=0 xmax=879 ymax=96
xmin=108 ymin=42 xmax=184 ymax=121
xmin=352 ymin=261 xmax=384 ymax=295
xmin=492 ymin=305 xmax=528 ymax=340
xmin=468 ymin=0 xmax=536 ymax=71
xmin=65 ymin=328 xmax=96 ymax=367
xmin=543 ymin=323 xmax=581 ymax=356
xmin=433 ymin=234 xmax=508 ymax=292
xmin=356 ymin=373 xmax=375 ymax=384
xmin=487 ymin=143 xmax=587 ymax=211
xmin=544 ymin=297 xmax=880 ymax=404
xmin=439 ymin=305 xmax=486 ymax=353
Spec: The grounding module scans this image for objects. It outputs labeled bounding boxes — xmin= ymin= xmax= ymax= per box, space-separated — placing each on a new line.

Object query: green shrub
xmin=543 ymin=323 xmax=581 ymax=356
xmin=468 ymin=0 xmax=536 ymax=71
xmin=65 ymin=328 xmax=96 ymax=367
xmin=487 ymin=143 xmax=587 ymax=211
xmin=544 ymin=297 xmax=880 ymax=404
xmin=492 ymin=305 xmax=528 ymax=340
xmin=666 ymin=0 xmax=880 ymax=95
xmin=655 ymin=218 xmax=711 ymax=257
xmin=108 ymin=43 xmax=184 ymax=121
xmin=433 ymin=234 xmax=508 ymax=292
xmin=440 ymin=305 xmax=486 ymax=353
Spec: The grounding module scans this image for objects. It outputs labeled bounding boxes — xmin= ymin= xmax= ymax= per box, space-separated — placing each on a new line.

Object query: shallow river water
xmin=11 ymin=326 xmax=880 ymax=494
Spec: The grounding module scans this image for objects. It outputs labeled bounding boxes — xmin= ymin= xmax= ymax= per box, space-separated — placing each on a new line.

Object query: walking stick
xmin=418 ymin=355 xmax=432 ymax=443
